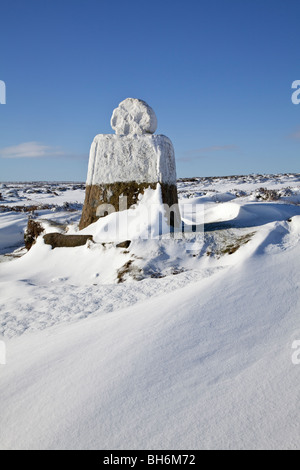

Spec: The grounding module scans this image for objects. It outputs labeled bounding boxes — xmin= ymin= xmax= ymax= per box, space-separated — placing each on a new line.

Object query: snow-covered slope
xmin=0 ymin=174 xmax=300 ymax=450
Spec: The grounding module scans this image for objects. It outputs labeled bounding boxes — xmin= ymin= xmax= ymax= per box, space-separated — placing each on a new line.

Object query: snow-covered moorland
xmin=0 ymin=173 xmax=300 ymax=450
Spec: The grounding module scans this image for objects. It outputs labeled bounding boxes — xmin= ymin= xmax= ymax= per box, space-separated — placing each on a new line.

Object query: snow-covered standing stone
xmin=79 ymin=98 xmax=180 ymax=230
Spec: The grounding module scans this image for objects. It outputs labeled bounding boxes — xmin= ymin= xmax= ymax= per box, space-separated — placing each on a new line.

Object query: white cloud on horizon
xmin=0 ymin=142 xmax=67 ymax=159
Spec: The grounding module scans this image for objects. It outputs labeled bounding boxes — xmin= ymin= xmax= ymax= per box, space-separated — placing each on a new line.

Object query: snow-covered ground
xmin=0 ymin=174 xmax=300 ymax=450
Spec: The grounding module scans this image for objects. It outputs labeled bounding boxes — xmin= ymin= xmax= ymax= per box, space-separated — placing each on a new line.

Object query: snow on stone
xmin=110 ymin=97 xmax=157 ymax=136
xmin=86 ymin=134 xmax=177 ymax=185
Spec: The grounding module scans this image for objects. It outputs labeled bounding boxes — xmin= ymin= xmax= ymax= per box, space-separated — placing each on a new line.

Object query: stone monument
xmin=79 ymin=98 xmax=180 ymax=230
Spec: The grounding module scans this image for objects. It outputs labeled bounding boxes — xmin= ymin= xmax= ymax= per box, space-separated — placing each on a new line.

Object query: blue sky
xmin=0 ymin=0 xmax=299 ymax=181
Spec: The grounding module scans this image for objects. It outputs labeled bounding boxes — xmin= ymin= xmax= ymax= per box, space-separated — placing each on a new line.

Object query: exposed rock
xmin=116 ymin=260 xmax=143 ymax=283
xmin=24 ymin=219 xmax=45 ymax=250
xmin=43 ymin=233 xmax=93 ymax=249
xmin=116 ymin=240 xmax=131 ymax=249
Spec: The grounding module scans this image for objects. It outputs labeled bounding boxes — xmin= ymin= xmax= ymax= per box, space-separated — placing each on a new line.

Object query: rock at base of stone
xmin=79 ymin=182 xmax=180 ymax=230
xmin=24 ymin=219 xmax=45 ymax=250
xmin=43 ymin=233 xmax=93 ymax=249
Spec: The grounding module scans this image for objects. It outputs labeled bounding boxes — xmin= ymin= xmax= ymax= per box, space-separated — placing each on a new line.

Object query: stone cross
xmin=79 ymin=98 xmax=180 ymax=230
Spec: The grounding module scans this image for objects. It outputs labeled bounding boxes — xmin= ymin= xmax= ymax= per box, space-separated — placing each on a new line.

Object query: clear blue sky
xmin=0 ymin=0 xmax=299 ymax=181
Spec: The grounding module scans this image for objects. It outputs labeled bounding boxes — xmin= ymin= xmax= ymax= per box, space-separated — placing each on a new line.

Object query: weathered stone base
xmin=79 ymin=182 xmax=180 ymax=230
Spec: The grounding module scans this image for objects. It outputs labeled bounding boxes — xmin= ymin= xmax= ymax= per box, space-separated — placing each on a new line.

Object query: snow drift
xmin=0 ymin=174 xmax=300 ymax=450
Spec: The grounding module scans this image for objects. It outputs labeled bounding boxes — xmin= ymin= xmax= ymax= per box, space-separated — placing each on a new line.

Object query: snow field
xmin=0 ymin=174 xmax=300 ymax=449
